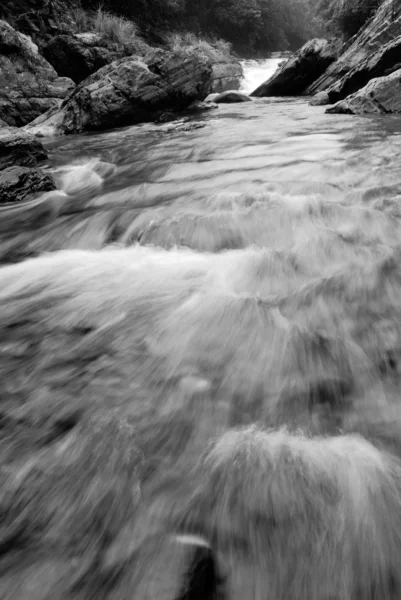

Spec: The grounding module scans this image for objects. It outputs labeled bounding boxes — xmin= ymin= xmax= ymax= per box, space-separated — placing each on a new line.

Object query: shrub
xmin=316 ymin=0 xmax=383 ymax=39
xmin=70 ymin=6 xmax=90 ymax=32
xmin=92 ymin=6 xmax=139 ymax=43
xmin=166 ymin=32 xmax=232 ymax=61
xmin=70 ymin=6 xmax=140 ymax=44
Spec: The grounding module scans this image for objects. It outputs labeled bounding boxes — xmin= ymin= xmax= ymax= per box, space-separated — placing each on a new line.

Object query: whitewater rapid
xmin=239 ymin=57 xmax=283 ymax=94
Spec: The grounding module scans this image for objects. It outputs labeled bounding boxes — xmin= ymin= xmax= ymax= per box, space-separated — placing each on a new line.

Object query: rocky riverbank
xmin=251 ymin=0 xmax=401 ymax=115
xmin=0 ymin=11 xmax=243 ymax=203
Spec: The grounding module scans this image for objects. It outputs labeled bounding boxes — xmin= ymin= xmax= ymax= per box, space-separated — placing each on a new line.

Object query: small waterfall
xmin=239 ymin=57 xmax=284 ymax=95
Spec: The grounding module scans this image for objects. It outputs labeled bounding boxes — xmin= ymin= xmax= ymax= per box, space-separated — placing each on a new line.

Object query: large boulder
xmin=0 ymin=131 xmax=48 ymax=170
xmin=326 ymin=69 xmax=401 ymax=115
xmin=42 ymin=33 xmax=150 ymax=84
xmin=25 ymin=50 xmax=213 ymax=135
xmin=308 ymin=0 xmax=401 ymax=99
xmin=213 ymin=91 xmax=251 ymax=103
xmin=0 ymin=20 xmax=75 ymax=126
xmin=250 ymin=38 xmax=342 ymax=97
xmin=0 ymin=166 xmax=56 ymax=204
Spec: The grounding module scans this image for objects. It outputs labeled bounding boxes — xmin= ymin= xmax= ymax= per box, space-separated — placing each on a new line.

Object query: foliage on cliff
xmin=316 ymin=0 xmax=385 ymax=39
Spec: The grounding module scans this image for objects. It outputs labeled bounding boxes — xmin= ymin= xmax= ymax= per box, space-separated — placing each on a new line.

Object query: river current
xmin=5 ymin=58 xmax=401 ymax=418
xmin=3 ymin=57 xmax=401 ymax=599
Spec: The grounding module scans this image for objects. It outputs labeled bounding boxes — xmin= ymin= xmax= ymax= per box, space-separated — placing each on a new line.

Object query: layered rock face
xmin=0 ymin=131 xmax=48 ymax=169
xmin=26 ymin=50 xmax=213 ymax=135
xmin=308 ymin=0 xmax=401 ymax=101
xmin=0 ymin=166 xmax=56 ymax=204
xmin=42 ymin=33 xmax=151 ymax=84
xmin=327 ymin=68 xmax=401 ymax=114
xmin=251 ymin=38 xmax=342 ymax=97
xmin=0 ymin=20 xmax=74 ymax=126
xmin=210 ymin=60 xmax=243 ymax=93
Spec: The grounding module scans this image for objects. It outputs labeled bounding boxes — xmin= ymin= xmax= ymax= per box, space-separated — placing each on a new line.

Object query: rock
xmin=0 ymin=118 xmax=18 ymax=135
xmin=185 ymin=100 xmax=218 ymax=113
xmin=1 ymin=0 xmax=79 ymax=42
xmin=309 ymin=91 xmax=330 ymax=106
xmin=308 ymin=0 xmax=401 ymax=99
xmin=251 ymin=38 xmax=342 ymax=97
xmin=163 ymin=122 xmax=207 ymax=134
xmin=155 ymin=111 xmax=178 ymax=124
xmin=0 ymin=20 xmax=75 ymax=127
xmin=214 ymin=91 xmax=252 ymax=103
xmin=204 ymin=93 xmax=220 ymax=103
xmin=42 ymin=34 xmax=115 ymax=84
xmin=0 ymin=131 xmax=48 ymax=170
xmin=210 ymin=61 xmax=243 ymax=93
xmin=320 ymin=36 xmax=401 ymax=104
xmin=25 ymin=50 xmax=213 ymax=135
xmin=0 ymin=166 xmax=56 ymax=204
xmin=326 ymin=69 xmax=401 ymax=115
xmin=42 ymin=33 xmax=150 ymax=84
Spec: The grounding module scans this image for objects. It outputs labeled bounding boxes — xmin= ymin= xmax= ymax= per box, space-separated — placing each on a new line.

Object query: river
xmin=3 ymin=58 xmax=401 ymax=599
xmin=5 ymin=57 xmax=401 ymax=419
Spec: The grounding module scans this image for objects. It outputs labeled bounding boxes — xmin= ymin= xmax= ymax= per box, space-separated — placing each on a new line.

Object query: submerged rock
xmin=326 ymin=69 xmax=401 ymax=114
xmin=0 ymin=166 xmax=56 ymax=204
xmin=214 ymin=91 xmax=252 ymax=103
xmin=251 ymin=38 xmax=342 ymax=97
xmin=185 ymin=100 xmax=219 ymax=113
xmin=0 ymin=131 xmax=48 ymax=169
xmin=310 ymin=91 xmax=330 ymax=106
xmin=308 ymin=0 xmax=401 ymax=100
xmin=163 ymin=122 xmax=207 ymax=133
xmin=0 ymin=20 xmax=75 ymax=126
xmin=42 ymin=33 xmax=150 ymax=84
xmin=25 ymin=50 xmax=213 ymax=135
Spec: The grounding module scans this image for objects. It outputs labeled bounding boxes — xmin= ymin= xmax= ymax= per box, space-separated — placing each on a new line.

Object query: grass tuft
xmin=93 ymin=6 xmax=139 ymax=44
xmin=70 ymin=6 xmax=89 ymax=32
xmin=166 ymin=31 xmax=232 ymax=62
xmin=70 ymin=6 xmax=140 ymax=44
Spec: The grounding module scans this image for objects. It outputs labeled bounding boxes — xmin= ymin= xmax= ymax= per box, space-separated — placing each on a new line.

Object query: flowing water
xmin=4 ymin=59 xmax=401 ymax=599
xmin=239 ymin=57 xmax=283 ymax=93
xmin=5 ymin=57 xmax=401 ymax=427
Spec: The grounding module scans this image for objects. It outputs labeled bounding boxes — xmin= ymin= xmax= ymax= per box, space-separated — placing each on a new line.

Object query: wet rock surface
xmin=0 ymin=131 xmax=48 ymax=169
xmin=0 ymin=165 xmax=56 ymax=204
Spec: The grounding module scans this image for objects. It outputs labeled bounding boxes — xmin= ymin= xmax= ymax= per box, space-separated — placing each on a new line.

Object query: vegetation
xmin=75 ymin=0 xmax=385 ymax=54
xmin=316 ymin=0 xmax=384 ymax=40
xmin=166 ymin=31 xmax=232 ymax=61
xmin=71 ymin=6 xmax=140 ymax=44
